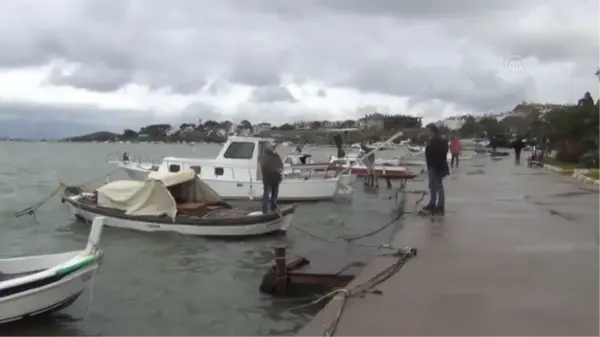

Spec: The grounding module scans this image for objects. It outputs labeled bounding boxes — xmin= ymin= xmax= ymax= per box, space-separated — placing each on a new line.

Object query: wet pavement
xmin=299 ymin=157 xmax=599 ymax=336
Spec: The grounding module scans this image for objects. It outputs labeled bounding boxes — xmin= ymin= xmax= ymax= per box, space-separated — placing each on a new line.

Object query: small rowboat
xmin=0 ymin=217 xmax=104 ymax=324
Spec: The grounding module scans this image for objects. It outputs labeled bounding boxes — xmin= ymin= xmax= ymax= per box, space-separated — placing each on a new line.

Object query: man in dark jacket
xmin=261 ymin=142 xmax=284 ymax=214
xmin=511 ymin=138 xmax=526 ymax=165
xmin=423 ymin=124 xmax=449 ymax=215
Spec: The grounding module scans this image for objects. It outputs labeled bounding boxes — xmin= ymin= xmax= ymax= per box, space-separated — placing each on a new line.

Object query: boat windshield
xmin=223 ymin=141 xmax=255 ymax=159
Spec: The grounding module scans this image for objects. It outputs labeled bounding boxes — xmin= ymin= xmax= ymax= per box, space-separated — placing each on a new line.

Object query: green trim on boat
xmin=56 ymin=256 xmax=99 ymax=276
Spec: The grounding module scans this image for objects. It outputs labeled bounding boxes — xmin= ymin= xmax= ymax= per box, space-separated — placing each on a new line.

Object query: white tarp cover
xmin=96 ymin=170 xmax=222 ymax=218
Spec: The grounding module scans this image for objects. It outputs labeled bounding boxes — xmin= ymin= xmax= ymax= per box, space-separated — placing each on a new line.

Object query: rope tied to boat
xmin=83 ymin=263 xmax=100 ymax=322
xmin=290 ymin=186 xmax=427 ymax=249
xmin=14 ymin=183 xmax=68 ymax=218
xmin=322 ymin=247 xmax=417 ymax=336
xmin=13 ymin=168 xmax=121 ymax=219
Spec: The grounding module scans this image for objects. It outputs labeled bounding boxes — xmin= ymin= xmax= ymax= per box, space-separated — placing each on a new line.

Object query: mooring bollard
xmin=274 ymin=245 xmax=287 ymax=296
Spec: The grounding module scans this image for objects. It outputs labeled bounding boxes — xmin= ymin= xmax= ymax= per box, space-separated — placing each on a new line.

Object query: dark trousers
xmin=427 ymin=169 xmax=445 ymax=208
xmin=262 ymin=181 xmax=280 ymax=214
xmin=450 ymin=152 xmax=459 ymax=168
xmin=515 ymin=150 xmax=522 ymax=165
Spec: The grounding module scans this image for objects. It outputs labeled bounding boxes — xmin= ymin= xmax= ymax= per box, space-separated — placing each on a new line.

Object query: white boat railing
xmin=106 ymin=151 xmax=160 ymax=169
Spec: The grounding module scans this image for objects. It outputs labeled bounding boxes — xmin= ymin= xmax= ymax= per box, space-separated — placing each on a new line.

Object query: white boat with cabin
xmin=0 ymin=217 xmax=104 ymax=324
xmin=112 ymin=137 xmax=346 ymax=201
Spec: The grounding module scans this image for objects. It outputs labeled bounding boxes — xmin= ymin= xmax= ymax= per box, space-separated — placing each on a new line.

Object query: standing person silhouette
xmin=449 ymin=136 xmax=462 ymax=168
xmin=360 ymin=141 xmax=376 ymax=187
xmin=511 ymin=137 xmax=526 ymax=165
xmin=422 ymin=124 xmax=449 ymax=215
xmin=260 ymin=142 xmax=283 ymax=214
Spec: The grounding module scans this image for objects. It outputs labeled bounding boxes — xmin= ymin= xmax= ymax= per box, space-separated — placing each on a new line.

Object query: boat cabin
xmin=157 ymin=136 xmax=276 ymax=182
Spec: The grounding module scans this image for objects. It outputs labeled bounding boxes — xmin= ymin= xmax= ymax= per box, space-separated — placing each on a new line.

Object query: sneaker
xmin=423 ymin=204 xmax=435 ymax=210
xmin=420 ymin=204 xmax=434 ymax=214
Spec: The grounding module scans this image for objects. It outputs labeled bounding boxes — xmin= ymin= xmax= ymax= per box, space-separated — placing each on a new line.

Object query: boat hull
xmin=66 ymin=198 xmax=295 ymax=237
xmin=119 ymin=163 xmax=341 ymax=201
xmin=0 ymin=265 xmax=98 ymax=324
xmin=349 ymin=166 xmax=417 ymax=179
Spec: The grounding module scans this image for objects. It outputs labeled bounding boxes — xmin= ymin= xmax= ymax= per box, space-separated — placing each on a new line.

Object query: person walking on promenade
xmin=449 ymin=136 xmax=462 ymax=168
xmin=260 ymin=142 xmax=283 ymax=214
xmin=489 ymin=135 xmax=498 ymax=159
xmin=421 ymin=124 xmax=449 ymax=215
xmin=360 ymin=141 xmax=376 ymax=187
xmin=511 ymin=137 xmax=526 ymax=165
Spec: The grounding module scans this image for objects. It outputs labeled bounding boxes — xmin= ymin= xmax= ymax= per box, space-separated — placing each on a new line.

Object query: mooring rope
xmin=291 ymin=188 xmax=427 ymax=247
xmin=13 ymin=168 xmax=121 ymax=219
xmin=322 ymin=247 xmax=417 ymax=336
xmin=14 ymin=183 xmax=68 ymax=218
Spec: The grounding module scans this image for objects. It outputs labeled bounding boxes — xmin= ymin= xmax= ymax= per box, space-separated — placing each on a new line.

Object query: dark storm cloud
xmin=0 ymin=100 xmax=155 ymax=138
xmin=46 ymin=65 xmax=132 ymax=93
xmin=178 ymin=102 xmax=225 ymax=123
xmin=228 ymin=52 xmax=287 ymax=87
xmin=0 ymin=0 xmax=596 ymax=126
xmin=232 ymin=0 xmax=526 ymax=20
xmin=344 ymin=59 xmax=532 ymax=113
xmin=247 ymin=86 xmax=297 ymax=103
xmin=0 ymin=101 xmax=150 ymax=127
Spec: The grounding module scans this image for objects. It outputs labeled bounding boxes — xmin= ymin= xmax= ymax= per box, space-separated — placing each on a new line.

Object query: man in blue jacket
xmin=422 ymin=124 xmax=449 ymax=215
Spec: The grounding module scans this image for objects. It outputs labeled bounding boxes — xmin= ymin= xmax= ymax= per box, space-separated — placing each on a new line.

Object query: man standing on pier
xmin=360 ymin=141 xmax=376 ymax=187
xmin=422 ymin=124 xmax=449 ymax=215
xmin=261 ymin=142 xmax=284 ymax=214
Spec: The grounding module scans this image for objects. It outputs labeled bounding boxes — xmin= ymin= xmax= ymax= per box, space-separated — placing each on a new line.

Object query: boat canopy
xmin=96 ymin=170 xmax=222 ymax=218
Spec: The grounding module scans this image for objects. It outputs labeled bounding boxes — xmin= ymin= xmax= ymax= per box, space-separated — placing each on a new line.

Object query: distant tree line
xmin=439 ymin=91 xmax=598 ymax=163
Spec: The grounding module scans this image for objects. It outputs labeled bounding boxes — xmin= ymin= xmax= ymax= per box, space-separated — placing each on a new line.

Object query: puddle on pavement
xmin=512 ymin=172 xmax=548 ymax=176
xmin=548 ymin=209 xmax=578 ymax=221
xmin=466 ymin=169 xmax=485 ymax=175
xmin=515 ymin=243 xmax=598 ymax=253
xmin=496 ymin=194 xmax=527 ymax=202
xmin=552 ymin=191 xmax=597 ymax=198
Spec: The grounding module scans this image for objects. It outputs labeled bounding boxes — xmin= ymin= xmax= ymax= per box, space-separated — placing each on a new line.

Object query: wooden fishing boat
xmin=0 ymin=217 xmax=104 ymax=324
xmin=62 ymin=170 xmax=296 ymax=237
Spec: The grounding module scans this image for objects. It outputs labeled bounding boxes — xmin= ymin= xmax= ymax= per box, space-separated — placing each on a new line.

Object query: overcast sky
xmin=0 ymin=0 xmax=598 ymax=135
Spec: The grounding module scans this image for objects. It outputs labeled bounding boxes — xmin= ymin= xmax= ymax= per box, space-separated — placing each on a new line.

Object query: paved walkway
xmin=299 ymin=156 xmax=599 ymax=336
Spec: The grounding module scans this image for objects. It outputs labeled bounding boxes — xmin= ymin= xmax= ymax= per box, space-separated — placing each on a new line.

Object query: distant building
xmin=357 ymin=116 xmax=384 ymax=130
xmin=253 ymin=123 xmax=272 ymax=135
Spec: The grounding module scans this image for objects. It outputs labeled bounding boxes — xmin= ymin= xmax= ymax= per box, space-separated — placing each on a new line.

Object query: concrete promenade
xmin=298 ymin=156 xmax=599 ymax=336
